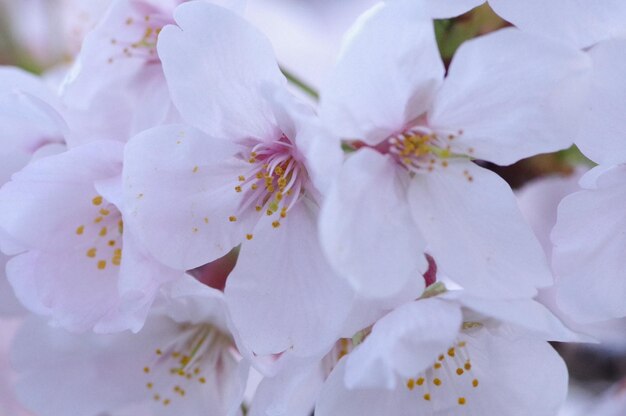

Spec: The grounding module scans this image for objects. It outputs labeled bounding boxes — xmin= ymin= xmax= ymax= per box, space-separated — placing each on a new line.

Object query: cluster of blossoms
xmin=1 ymin=0 xmax=626 ymax=415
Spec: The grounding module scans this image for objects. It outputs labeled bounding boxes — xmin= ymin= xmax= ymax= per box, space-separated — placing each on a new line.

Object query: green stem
xmin=280 ymin=66 xmax=319 ymax=101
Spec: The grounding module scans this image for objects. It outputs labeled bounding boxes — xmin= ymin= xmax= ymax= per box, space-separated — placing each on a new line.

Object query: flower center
xmin=74 ymin=195 xmax=123 ymax=271
xmin=405 ymin=335 xmax=480 ymax=407
xmin=229 ymin=135 xmax=307 ymax=237
xmin=378 ymin=126 xmax=471 ymax=174
xmin=142 ymin=323 xmax=236 ymax=407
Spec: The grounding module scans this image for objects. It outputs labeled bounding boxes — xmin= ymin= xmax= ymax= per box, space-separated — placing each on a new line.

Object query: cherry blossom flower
xmin=60 ymin=0 xmax=187 ymax=146
xmin=0 ymin=140 xmax=182 ymax=332
xmin=318 ymin=0 xmax=589 ymax=301
xmin=11 ymin=278 xmax=248 ymax=416
xmin=123 ymin=1 xmax=353 ymax=357
xmin=314 ymin=289 xmax=578 ymax=416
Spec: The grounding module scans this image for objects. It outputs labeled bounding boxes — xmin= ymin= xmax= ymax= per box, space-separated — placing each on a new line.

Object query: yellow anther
xmin=86 ymin=248 xmax=97 ymax=258
xmin=92 ymin=196 xmax=103 ymax=206
xmin=250 ymin=152 xmax=257 ymax=157
xmin=465 ymin=362 xmax=472 ymax=371
xmin=193 ymin=166 xmax=199 ymax=173
xmin=146 ymin=383 xmax=153 ymax=389
xmin=97 ymin=260 xmax=106 ymax=270
xmin=406 ymin=379 xmax=415 ymax=390
xmin=448 ymin=348 xmax=456 ymax=357
xmin=256 ymin=172 xmax=263 ymax=179
xmin=198 ymin=377 xmax=206 ymax=384
xmin=423 ymin=394 xmax=431 ymax=401
xmin=94 ymin=217 xmax=103 ymax=223
xmin=108 ymin=240 xmax=116 ymax=246
xmin=204 ymin=217 xmax=209 ymax=224
xmin=438 ymin=355 xmax=445 ymax=361
xmin=246 ymin=234 xmax=253 ymax=240
xmin=251 ymin=184 xmax=258 ymax=190
xmin=99 ymin=227 xmax=107 ymax=237
xmin=144 ymin=367 xmax=150 ymax=373
xmin=272 ymin=221 xmax=280 ymax=228
xmin=416 ymin=377 xmax=424 ymax=386
xmin=112 ymin=256 xmax=121 ymax=266
xmin=472 ymin=379 xmax=479 ymax=388
xmin=456 ymin=368 xmax=464 ymax=376
xmin=433 ymin=378 xmax=442 ymax=386
xmin=248 ymin=157 xmax=256 ymax=163
xmin=118 ymin=220 xmax=124 ymax=234
xmin=255 ymin=206 xmax=262 ymax=212
xmin=458 ymin=341 xmax=466 ymax=347
xmin=99 ymin=208 xmax=110 ymax=216
xmin=156 ymin=349 xmax=162 ymax=355
xmin=194 ymin=368 xmax=200 ymax=375
xmin=163 ymin=399 xmax=170 ymax=406
xmin=76 ymin=225 xmax=84 ymax=235
xmin=180 ymin=356 xmax=190 ymax=366
xmin=266 ymin=209 xmax=273 ymax=216
xmin=434 ymin=363 xmax=442 ymax=369
xmin=229 ymin=216 xmax=237 ymax=222
xmin=238 ymin=175 xmax=245 ymax=181
xmin=153 ymin=394 xmax=160 ymax=401
xmin=458 ymin=397 xmax=466 ymax=405
xmin=235 ymin=186 xmax=242 ymax=193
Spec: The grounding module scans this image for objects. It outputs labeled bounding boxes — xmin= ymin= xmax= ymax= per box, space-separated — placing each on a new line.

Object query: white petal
xmin=442 ymin=291 xmax=580 ymax=342
xmin=552 ymin=168 xmax=626 ymax=322
xmin=158 ymin=1 xmax=285 ymax=139
xmin=408 ymin=162 xmax=552 ymax=298
xmin=488 ymin=0 xmax=626 ymax=49
xmin=320 ymin=0 xmax=444 ymax=145
xmin=320 ymin=148 xmax=427 ymax=299
xmin=344 ymin=298 xmax=462 ymax=389
xmin=575 ymin=39 xmax=626 ymax=165
xmin=225 ymin=201 xmax=354 ymax=357
xmin=417 ymin=0 xmax=484 ymax=18
xmin=123 ymin=124 xmax=248 ymax=270
xmin=429 ymin=28 xmax=591 ymax=165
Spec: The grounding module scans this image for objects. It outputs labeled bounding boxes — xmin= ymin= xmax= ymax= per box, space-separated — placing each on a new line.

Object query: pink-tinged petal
xmin=320 ymin=148 xmax=427 ymax=299
xmin=575 ymin=39 xmax=626 ymax=165
xmin=249 ymin=357 xmax=324 ymax=416
xmin=317 ymin=330 xmax=567 ymax=416
xmin=553 ymin=167 xmax=626 ymax=322
xmin=442 ymin=292 xmax=581 ymax=342
xmin=225 ymin=201 xmax=354 ymax=357
xmin=13 ymin=310 xmax=245 ymax=416
xmin=0 ymin=68 xmax=66 ymax=169
xmin=7 ymin=250 xmax=121 ymax=332
xmin=408 ymin=162 xmax=552 ymax=298
xmin=344 ymin=298 xmax=462 ymax=390
xmin=320 ymin=0 xmax=444 ymax=145
xmin=158 ymin=1 xmax=285 ymax=139
xmin=123 ymin=124 xmax=248 ymax=270
xmin=516 ymin=170 xmax=586 ymax=258
xmin=488 ymin=0 xmax=626 ymax=49
xmin=417 ymin=0 xmax=484 ymax=18
xmin=429 ymin=28 xmax=591 ymax=166
xmin=0 ymin=141 xmax=123 ymax=252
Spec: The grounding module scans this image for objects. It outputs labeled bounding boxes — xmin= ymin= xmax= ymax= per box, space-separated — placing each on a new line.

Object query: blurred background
xmin=0 ymin=1 xmax=624 ymax=415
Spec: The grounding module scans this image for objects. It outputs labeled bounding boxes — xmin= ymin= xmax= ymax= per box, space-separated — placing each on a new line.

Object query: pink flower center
xmin=142 ymin=322 xmax=236 ymax=407
xmin=229 ymin=135 xmax=307 ymax=237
